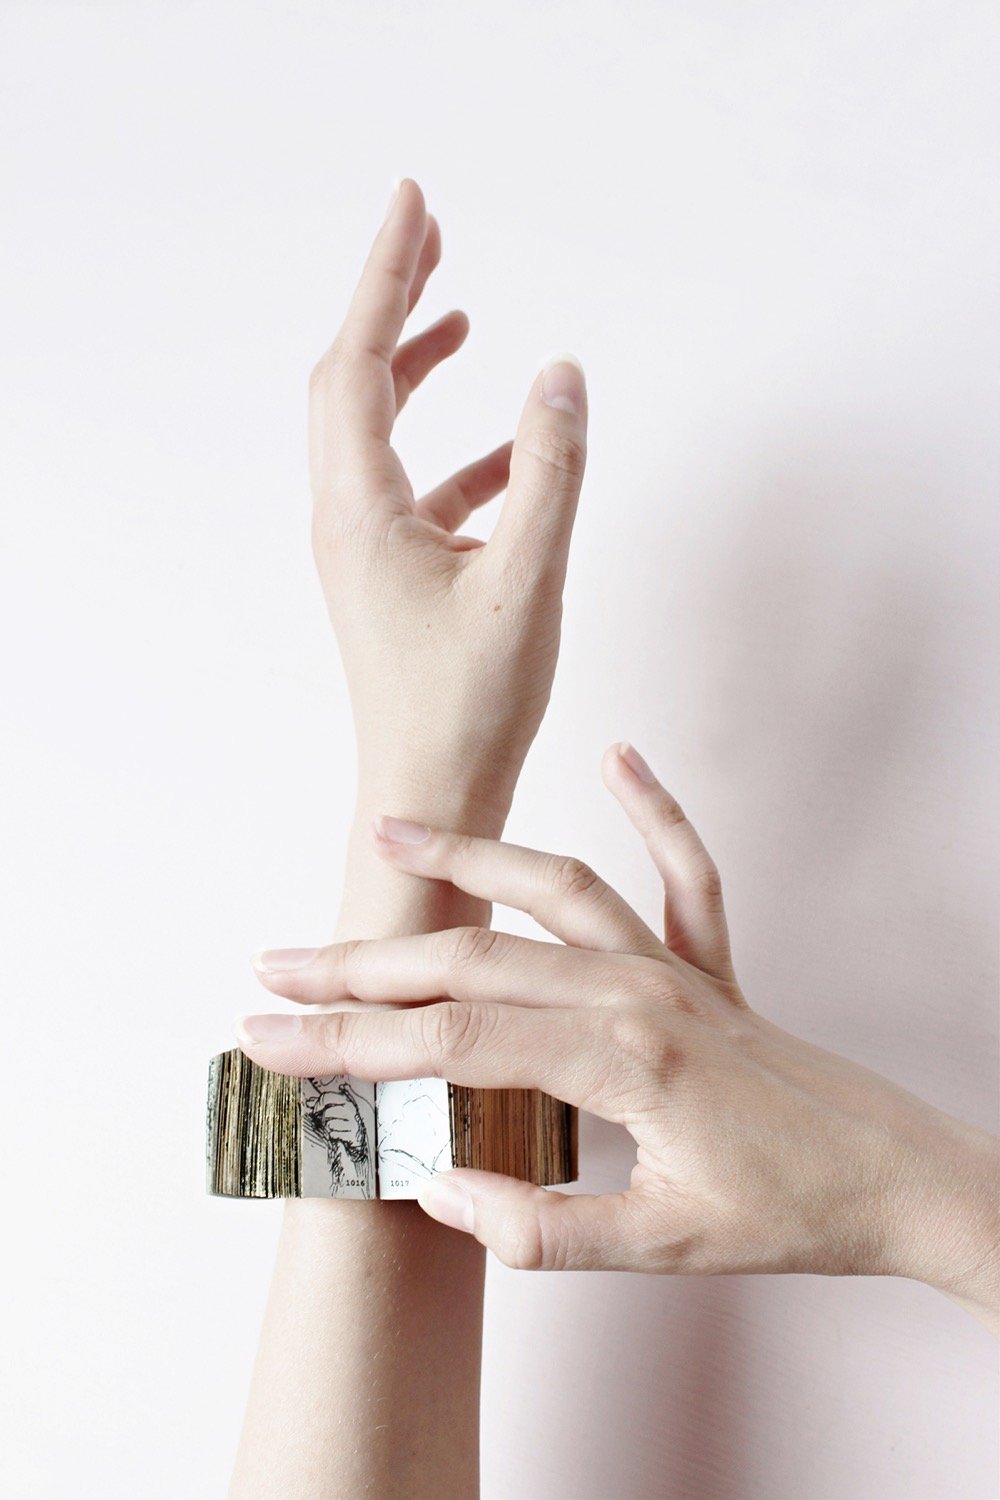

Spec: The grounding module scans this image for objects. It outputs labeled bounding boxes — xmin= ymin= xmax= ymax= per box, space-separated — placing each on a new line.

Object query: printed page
xmin=375 ymin=1077 xmax=453 ymax=1198
xmin=300 ymin=1074 xmax=377 ymax=1199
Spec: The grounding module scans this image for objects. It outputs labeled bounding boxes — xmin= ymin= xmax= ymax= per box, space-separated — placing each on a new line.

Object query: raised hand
xmin=308 ymin=177 xmax=588 ymax=835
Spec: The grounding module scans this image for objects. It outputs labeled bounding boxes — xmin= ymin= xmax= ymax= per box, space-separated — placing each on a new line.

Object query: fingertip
xmin=617 ymin=740 xmax=659 ymax=786
xmin=537 ymin=349 xmax=585 ymax=378
xmin=250 ymin=951 xmax=283 ymax=991
xmin=372 ymin=814 xmax=433 ymax=848
xmin=252 ymin=947 xmax=321 ymax=975
xmin=370 ymin=816 xmax=399 ymax=859
xmin=601 ymin=741 xmax=625 ymax=775
xmin=601 ymin=740 xmax=642 ymax=786
xmin=487 ymin=437 xmax=515 ymax=476
xmin=416 ymin=1173 xmax=476 ymax=1233
xmin=385 ymin=176 xmax=426 ymax=233
xmin=406 ymin=178 xmax=428 ymax=221
xmin=442 ymin=308 xmax=471 ymax=348
xmin=235 ymin=1012 xmax=303 ymax=1046
xmin=251 ymin=963 xmax=276 ymax=995
xmin=537 ymin=352 xmax=587 ymax=418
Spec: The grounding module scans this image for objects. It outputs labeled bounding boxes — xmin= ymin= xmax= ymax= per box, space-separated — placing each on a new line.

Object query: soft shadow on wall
xmin=482 ymin=415 xmax=996 ymax=1500
xmin=673 ymin=423 xmax=997 ymax=1123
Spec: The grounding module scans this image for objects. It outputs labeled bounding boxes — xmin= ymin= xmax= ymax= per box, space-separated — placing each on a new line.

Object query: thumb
xmin=488 ymin=353 xmax=588 ymax=582
xmin=415 ymin=1167 xmax=640 ymax=1271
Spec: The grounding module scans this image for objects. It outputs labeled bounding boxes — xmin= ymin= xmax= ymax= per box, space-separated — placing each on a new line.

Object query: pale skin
xmin=227 ymin=176 xmax=591 ymax=1499
xmin=244 ymin=760 xmax=1000 ymax=1329
xmin=228 ymin=177 xmax=999 ymax=1498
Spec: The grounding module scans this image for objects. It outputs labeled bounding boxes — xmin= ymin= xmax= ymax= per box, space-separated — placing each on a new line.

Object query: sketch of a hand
xmin=303 ymin=1078 xmax=371 ymax=1190
xmin=308 ymin=1086 xmax=362 ymax=1142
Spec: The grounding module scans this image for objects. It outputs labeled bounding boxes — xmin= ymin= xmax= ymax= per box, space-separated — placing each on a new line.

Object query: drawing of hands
xmin=304 ymin=1078 xmax=370 ymax=1179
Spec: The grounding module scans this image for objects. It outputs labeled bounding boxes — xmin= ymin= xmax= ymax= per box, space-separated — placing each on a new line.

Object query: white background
xmin=2 ymin=3 xmax=997 ymax=1497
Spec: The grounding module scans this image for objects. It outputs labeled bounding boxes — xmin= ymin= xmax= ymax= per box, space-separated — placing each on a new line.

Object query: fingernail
xmin=252 ymin=948 xmax=320 ymax=973
xmin=619 ymin=741 xmax=658 ymax=784
xmin=540 ymin=352 xmax=586 ymax=415
xmin=417 ymin=1176 xmax=475 ymax=1233
xmin=374 ymin=815 xmax=432 ymax=845
xmin=236 ymin=1013 xmax=303 ymax=1043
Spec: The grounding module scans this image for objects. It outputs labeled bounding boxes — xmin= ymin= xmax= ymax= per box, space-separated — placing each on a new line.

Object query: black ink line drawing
xmin=303 ymin=1077 xmax=374 ymax=1198
xmin=376 ymin=1078 xmax=452 ymax=1183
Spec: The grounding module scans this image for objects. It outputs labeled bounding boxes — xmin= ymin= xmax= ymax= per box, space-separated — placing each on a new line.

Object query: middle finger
xmin=392 ymin=308 xmax=469 ymax=415
xmin=251 ymin=927 xmax=642 ymax=1011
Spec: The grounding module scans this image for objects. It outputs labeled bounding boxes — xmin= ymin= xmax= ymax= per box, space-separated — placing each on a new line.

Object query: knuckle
xmin=628 ymin=958 xmax=702 ymax=1020
xmin=359 ymin=332 xmax=396 ymax=364
xmin=609 ymin=1009 xmax=653 ymax=1062
xmin=337 ymin=938 xmax=365 ymax=997
xmin=547 ymin=854 xmax=603 ymax=902
xmin=656 ymin=790 xmax=688 ymax=828
xmin=320 ymin=1010 xmax=352 ymax=1061
xmin=499 ymin=1217 xmax=547 ymax=1272
xmin=444 ymin=925 xmax=504 ymax=975
xmin=380 ymin=259 xmax=412 ymax=297
xmin=690 ymin=859 xmax=725 ymax=908
xmin=447 ymin=832 xmax=478 ymax=867
xmin=419 ymin=1000 xmax=484 ymax=1070
xmin=521 ymin=424 xmax=587 ymax=482
xmin=497 ymin=1209 xmax=566 ymax=1272
xmin=309 ymin=343 xmax=342 ymax=391
xmin=641 ymin=1223 xmax=703 ymax=1275
xmin=609 ymin=1009 xmax=684 ymax=1080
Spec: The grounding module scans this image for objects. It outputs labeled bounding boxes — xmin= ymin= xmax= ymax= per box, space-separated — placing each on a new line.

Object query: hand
xmin=237 ymin=741 xmax=999 ymax=1329
xmin=304 ymin=1080 xmax=366 ymax=1143
xmin=308 ymin=177 xmax=589 ymax=833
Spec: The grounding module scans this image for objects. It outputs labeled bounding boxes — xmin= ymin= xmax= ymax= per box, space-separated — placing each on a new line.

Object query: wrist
xmin=355 ymin=761 xmax=515 ymax=843
xmin=890 ymin=1112 xmax=999 ymax=1330
xmin=331 ymin=775 xmax=514 ymax=943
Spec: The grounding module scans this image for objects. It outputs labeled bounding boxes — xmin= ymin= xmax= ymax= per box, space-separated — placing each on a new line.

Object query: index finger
xmin=309 ymin=178 xmax=428 ymax=504
xmin=236 ymin=1002 xmax=623 ymax=1118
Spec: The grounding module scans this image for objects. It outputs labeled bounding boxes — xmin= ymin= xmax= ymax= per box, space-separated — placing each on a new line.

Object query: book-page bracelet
xmin=205 ymin=1049 xmax=579 ymax=1200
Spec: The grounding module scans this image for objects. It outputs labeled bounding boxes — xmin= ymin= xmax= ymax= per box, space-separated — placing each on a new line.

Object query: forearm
xmin=228 ymin=781 xmax=510 ymax=1500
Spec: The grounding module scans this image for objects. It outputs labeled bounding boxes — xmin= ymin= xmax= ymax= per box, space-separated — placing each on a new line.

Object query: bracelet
xmin=205 ymin=1048 xmax=579 ymax=1199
